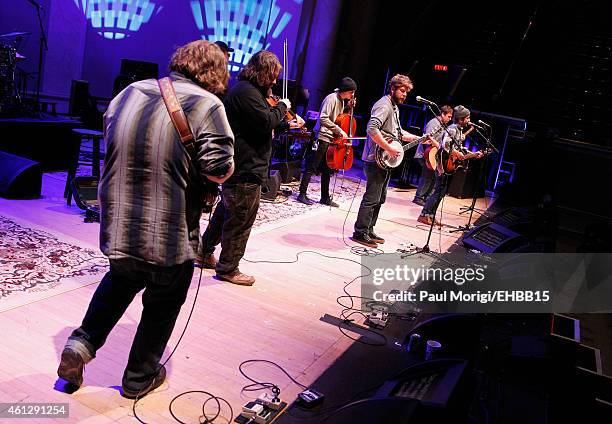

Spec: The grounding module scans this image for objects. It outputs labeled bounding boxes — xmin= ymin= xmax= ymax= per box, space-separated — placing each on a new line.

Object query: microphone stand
xmin=27 ymin=0 xmax=47 ymax=113
xmin=452 ymin=125 xmax=499 ymax=232
xmin=416 ymin=103 xmax=458 ymax=255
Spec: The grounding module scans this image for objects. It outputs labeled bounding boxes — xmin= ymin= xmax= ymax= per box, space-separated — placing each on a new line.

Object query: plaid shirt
xmin=100 ymin=73 xmax=234 ymax=266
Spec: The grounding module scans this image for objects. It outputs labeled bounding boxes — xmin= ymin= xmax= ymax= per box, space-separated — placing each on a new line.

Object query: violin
xmin=266 ymin=94 xmax=296 ymax=121
xmin=326 ymin=97 xmax=357 ymax=171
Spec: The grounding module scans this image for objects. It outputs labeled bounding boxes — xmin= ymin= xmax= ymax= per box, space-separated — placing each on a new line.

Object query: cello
xmin=326 ymin=97 xmax=357 ymax=171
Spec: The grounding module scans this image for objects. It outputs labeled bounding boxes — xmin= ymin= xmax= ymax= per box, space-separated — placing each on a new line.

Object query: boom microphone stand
xmin=452 ymin=123 xmax=500 ymax=232
xmin=26 ymin=0 xmax=47 ymax=112
xmin=415 ymin=102 xmax=457 ymax=254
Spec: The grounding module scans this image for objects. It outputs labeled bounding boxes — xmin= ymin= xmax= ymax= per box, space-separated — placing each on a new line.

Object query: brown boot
xmin=217 ymin=270 xmax=255 ymax=286
xmin=57 ymin=348 xmax=85 ymax=388
xmin=417 ymin=215 xmax=433 ymax=226
xmin=195 ymin=253 xmax=217 ymax=269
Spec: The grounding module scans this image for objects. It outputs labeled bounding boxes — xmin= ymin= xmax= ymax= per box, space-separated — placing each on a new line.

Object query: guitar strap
xmin=157 ymin=77 xmax=197 ymax=155
xmin=158 ymin=77 xmax=219 ymax=212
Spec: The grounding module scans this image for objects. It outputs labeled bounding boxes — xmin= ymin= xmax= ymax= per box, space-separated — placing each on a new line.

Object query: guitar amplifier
xmin=447 ymin=163 xmax=484 ymax=199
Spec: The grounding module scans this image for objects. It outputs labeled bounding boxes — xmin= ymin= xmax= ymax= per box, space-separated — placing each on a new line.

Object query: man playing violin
xmin=197 ymin=50 xmax=303 ymax=286
xmin=297 ymin=77 xmax=357 ymax=207
xmin=351 ymin=74 xmax=424 ymax=248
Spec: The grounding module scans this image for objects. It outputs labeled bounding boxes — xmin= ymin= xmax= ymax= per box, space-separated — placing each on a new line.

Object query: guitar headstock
xmin=424 ymin=125 xmax=444 ymax=139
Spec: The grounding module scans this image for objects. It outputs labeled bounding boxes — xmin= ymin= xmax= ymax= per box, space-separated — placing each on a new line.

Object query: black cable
xmin=168 ymin=390 xmax=234 ymax=424
xmin=238 ymin=359 xmax=308 ymax=401
xmin=321 ymin=397 xmax=417 ymax=422
xmin=243 ymin=249 xmax=390 ymax=346
xmin=438 ymin=191 xmax=446 ymax=253
xmin=132 ymin=265 xmax=205 ymax=423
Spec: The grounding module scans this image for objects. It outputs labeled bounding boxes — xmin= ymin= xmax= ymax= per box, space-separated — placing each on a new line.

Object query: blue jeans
xmin=414 ymin=157 xmax=435 ymax=201
xmin=200 ymin=182 xmax=261 ymax=275
xmin=354 ymin=161 xmax=391 ymax=236
xmin=66 ymin=258 xmax=194 ymax=391
xmin=421 ymin=173 xmax=449 ymax=217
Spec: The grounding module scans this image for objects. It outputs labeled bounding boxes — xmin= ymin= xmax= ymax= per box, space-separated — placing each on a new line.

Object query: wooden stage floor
xmin=0 ymin=171 xmax=493 ymax=423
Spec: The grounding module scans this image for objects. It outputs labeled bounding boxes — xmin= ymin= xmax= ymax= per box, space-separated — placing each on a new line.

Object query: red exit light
xmin=434 ymin=64 xmax=448 ymax=71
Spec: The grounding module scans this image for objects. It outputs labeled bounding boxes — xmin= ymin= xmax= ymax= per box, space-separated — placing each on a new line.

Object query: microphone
xmin=415 ymin=96 xmax=438 ymax=106
xmin=470 ymin=122 xmax=486 ymax=130
xmin=478 ymin=119 xmax=491 ymax=128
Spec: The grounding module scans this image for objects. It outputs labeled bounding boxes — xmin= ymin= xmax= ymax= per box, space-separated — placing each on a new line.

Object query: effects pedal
xmin=366 ymin=306 xmax=389 ymax=329
xmin=296 ymin=388 xmax=325 ymax=408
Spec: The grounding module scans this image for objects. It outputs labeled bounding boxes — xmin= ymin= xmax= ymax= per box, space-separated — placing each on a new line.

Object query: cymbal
xmin=16 ymin=52 xmax=26 ymax=61
xmin=0 ymin=31 xmax=30 ymax=39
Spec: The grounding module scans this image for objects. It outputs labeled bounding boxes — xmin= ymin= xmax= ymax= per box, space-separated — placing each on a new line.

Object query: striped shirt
xmin=100 ymin=72 xmax=234 ymax=266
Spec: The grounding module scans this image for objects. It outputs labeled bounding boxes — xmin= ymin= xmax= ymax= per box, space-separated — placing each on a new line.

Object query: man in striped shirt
xmin=57 ymin=40 xmax=234 ymax=399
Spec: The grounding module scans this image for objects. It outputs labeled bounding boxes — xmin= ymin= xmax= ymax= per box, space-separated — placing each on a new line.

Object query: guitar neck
xmin=402 ymin=134 xmax=429 ymax=152
xmin=462 ymin=151 xmax=481 ymax=160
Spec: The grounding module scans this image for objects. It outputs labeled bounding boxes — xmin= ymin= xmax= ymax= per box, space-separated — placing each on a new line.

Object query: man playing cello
xmin=297 ymin=77 xmax=357 ymax=207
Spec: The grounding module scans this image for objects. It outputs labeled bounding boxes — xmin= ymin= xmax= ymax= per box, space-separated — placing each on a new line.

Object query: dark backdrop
xmin=326 ymin=0 xmax=611 ymax=147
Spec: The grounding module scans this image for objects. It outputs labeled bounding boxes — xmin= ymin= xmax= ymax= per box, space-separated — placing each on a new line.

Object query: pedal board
xmin=235 ymin=401 xmax=288 ymax=424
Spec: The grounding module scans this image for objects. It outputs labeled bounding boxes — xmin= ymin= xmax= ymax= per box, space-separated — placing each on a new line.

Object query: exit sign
xmin=434 ymin=64 xmax=448 ymax=71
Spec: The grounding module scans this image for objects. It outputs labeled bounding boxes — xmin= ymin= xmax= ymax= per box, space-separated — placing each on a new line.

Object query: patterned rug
xmin=0 ymin=215 xmax=108 ymax=312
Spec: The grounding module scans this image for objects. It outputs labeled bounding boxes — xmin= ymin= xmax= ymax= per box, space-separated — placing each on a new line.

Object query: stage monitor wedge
xmin=462 ymin=222 xmax=524 ymax=253
xmin=0 ymin=150 xmax=42 ymax=199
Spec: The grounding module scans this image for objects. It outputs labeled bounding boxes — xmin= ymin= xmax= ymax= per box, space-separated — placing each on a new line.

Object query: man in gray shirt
xmin=418 ymin=105 xmax=480 ymax=227
xmin=57 ymin=41 xmax=234 ymax=399
xmin=413 ymin=105 xmax=453 ymax=205
xmin=297 ymin=77 xmax=357 ymax=206
xmin=351 ymin=74 xmax=422 ymax=248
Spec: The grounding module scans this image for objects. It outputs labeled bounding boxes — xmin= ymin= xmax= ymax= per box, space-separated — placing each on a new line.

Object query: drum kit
xmin=0 ymin=31 xmax=28 ymax=112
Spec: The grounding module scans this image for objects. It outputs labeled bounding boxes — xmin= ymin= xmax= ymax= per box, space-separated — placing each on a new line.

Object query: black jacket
xmin=223 ymin=80 xmax=288 ymax=184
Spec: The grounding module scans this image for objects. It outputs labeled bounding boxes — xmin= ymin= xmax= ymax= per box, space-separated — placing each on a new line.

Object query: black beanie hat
xmin=337 ymin=77 xmax=357 ymax=93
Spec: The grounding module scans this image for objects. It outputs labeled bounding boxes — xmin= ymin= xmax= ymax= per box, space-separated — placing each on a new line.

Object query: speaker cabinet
xmin=447 ymin=164 xmax=484 ymax=199
xmin=270 ymin=160 xmax=301 ymax=183
xmin=0 ymin=151 xmax=42 ymax=198
xmin=261 ymin=170 xmax=281 ymax=201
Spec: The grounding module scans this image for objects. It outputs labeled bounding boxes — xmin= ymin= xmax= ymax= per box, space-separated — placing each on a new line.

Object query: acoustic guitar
xmin=424 ymin=125 xmax=474 ymax=171
xmin=436 ymin=148 xmax=492 ymax=175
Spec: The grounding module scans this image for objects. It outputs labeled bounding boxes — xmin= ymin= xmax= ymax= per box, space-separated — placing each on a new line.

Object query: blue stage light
xmin=190 ymin=0 xmax=302 ymax=72
xmin=73 ymin=0 xmax=162 ymax=40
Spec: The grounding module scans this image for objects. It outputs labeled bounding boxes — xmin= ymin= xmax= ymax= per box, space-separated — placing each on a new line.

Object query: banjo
xmin=375 ymin=126 xmax=443 ymax=169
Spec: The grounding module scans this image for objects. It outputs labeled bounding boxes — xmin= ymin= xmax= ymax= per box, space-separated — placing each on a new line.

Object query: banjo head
xmin=379 ymin=139 xmax=404 ymax=168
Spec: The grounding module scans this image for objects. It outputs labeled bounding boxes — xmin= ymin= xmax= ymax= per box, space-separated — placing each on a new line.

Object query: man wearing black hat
xmin=417 ymin=105 xmax=481 ymax=227
xmin=297 ymin=77 xmax=357 ymax=206
xmin=214 ymin=41 xmax=234 ymax=60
